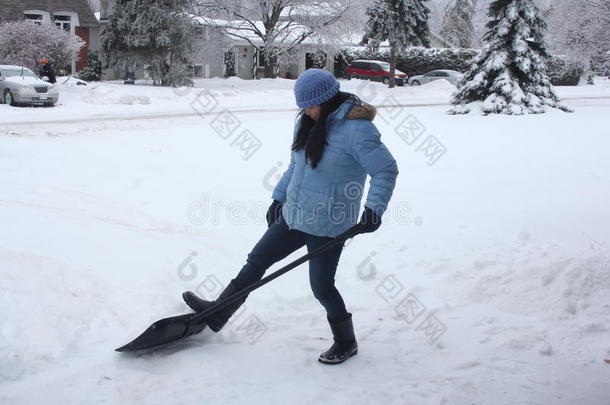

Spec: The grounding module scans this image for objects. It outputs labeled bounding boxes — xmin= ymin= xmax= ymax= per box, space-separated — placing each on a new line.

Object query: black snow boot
xmin=318 ymin=313 xmax=358 ymax=365
xmin=182 ymin=280 xmax=247 ymax=332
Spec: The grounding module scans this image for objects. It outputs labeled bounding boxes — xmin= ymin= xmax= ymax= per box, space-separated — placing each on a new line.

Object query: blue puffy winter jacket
xmin=272 ymin=93 xmax=399 ymax=237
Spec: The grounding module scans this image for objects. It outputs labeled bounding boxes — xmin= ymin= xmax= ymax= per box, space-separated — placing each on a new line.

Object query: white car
xmin=408 ymin=70 xmax=463 ymax=86
xmin=0 ymin=65 xmax=59 ymax=107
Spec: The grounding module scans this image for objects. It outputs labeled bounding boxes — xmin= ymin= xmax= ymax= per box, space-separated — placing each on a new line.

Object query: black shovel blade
xmin=115 ymin=313 xmax=207 ymax=352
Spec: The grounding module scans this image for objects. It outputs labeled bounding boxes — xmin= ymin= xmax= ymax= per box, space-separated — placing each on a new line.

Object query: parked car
xmin=408 ymin=70 xmax=463 ymax=86
xmin=346 ymin=59 xmax=408 ymax=86
xmin=0 ymin=65 xmax=59 ymax=107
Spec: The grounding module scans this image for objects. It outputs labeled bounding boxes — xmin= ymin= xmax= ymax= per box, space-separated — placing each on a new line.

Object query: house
xmin=98 ymin=0 xmax=454 ymax=82
xmin=193 ymin=18 xmax=336 ymax=81
xmin=0 ymin=0 xmax=100 ymax=74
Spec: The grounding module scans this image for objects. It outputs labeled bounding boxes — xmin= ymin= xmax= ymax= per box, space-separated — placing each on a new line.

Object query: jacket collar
xmin=328 ymin=92 xmax=376 ymax=122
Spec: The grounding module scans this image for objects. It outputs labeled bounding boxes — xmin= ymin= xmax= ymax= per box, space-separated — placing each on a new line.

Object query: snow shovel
xmin=115 ymin=223 xmax=366 ymax=352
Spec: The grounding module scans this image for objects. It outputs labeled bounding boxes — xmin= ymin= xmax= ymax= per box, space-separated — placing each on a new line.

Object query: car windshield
xmin=379 ymin=62 xmax=390 ymax=71
xmin=2 ymin=68 xmax=38 ymax=78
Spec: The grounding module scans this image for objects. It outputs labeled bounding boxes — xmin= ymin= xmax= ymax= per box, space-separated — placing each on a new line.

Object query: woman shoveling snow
xmin=182 ymin=69 xmax=399 ymax=365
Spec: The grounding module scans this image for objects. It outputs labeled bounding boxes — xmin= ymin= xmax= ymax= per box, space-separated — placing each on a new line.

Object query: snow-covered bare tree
xmin=193 ymin=0 xmax=359 ymax=78
xmin=439 ymin=0 xmax=477 ymax=48
xmin=361 ymin=0 xmax=431 ymax=88
xmin=546 ymin=0 xmax=610 ymax=79
xmin=449 ymin=0 xmax=571 ymax=115
xmin=100 ymin=0 xmax=196 ymax=86
xmin=0 ymin=21 xmax=84 ymax=72
xmin=87 ymin=0 xmax=101 ymax=13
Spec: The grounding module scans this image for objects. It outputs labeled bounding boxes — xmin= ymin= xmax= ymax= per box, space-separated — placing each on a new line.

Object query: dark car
xmin=345 ymin=60 xmax=408 ymax=86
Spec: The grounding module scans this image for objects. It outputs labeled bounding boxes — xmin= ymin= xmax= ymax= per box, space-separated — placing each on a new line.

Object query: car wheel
xmin=411 ymin=80 xmax=421 ymax=86
xmin=382 ymin=77 xmax=389 ymax=85
xmin=4 ymin=90 xmax=16 ymax=106
xmin=350 ymin=74 xmax=358 ymax=80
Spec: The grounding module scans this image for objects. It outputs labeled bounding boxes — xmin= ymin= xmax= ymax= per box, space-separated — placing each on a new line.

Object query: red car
xmin=345 ymin=59 xmax=408 ymax=86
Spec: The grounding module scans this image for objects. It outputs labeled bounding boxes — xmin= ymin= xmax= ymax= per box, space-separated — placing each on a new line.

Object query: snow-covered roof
xmin=278 ymin=3 xmax=339 ymax=18
xmin=352 ymin=59 xmax=390 ymax=64
xmin=195 ymin=16 xmax=316 ymax=45
xmin=2 ymin=0 xmax=99 ymax=27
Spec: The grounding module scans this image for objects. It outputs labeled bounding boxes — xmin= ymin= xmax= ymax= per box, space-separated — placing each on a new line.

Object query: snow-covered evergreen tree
xmin=78 ymin=51 xmax=102 ymax=82
xmin=361 ymin=0 xmax=431 ymax=88
xmin=100 ymin=0 xmax=195 ymax=86
xmin=439 ymin=0 xmax=477 ymax=48
xmin=449 ymin=0 xmax=571 ymax=115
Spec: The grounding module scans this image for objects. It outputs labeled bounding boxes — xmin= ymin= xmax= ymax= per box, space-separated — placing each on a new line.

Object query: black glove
xmin=358 ymin=207 xmax=382 ymax=233
xmin=266 ymin=199 xmax=284 ymax=227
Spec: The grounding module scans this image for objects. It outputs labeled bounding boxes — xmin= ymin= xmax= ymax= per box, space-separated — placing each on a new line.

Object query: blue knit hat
xmin=294 ymin=68 xmax=340 ymax=109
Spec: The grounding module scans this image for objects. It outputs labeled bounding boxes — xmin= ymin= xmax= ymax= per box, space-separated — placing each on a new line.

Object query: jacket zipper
xmin=288 ymin=153 xmax=307 ymax=231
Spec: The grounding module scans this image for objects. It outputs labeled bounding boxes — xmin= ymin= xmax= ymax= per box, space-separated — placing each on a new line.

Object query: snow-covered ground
xmin=1 ymin=77 xmax=609 ymax=404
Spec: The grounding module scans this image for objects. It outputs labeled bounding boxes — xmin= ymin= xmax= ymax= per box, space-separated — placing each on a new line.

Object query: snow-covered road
xmin=3 ymin=93 xmax=610 ymax=127
xmin=1 ymin=77 xmax=609 ymax=404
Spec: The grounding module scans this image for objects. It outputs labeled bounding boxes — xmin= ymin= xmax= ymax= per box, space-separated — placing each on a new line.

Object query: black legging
xmin=232 ymin=212 xmax=349 ymax=322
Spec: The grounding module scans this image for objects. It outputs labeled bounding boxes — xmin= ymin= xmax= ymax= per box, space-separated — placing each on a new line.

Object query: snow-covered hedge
xmin=546 ymin=56 xmax=586 ymax=86
xmin=590 ymin=52 xmax=610 ymax=78
xmin=0 ymin=20 xmax=84 ymax=72
xmin=337 ymin=47 xmax=584 ymax=86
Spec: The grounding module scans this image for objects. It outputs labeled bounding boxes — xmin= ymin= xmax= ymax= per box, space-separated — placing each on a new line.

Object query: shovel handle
xmin=188 ymin=223 xmax=366 ymax=325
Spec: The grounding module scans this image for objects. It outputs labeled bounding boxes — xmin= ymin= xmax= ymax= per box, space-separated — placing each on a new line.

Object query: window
xmin=25 ymin=13 xmax=43 ymax=24
xmin=194 ymin=26 xmax=210 ymax=40
xmin=223 ymin=49 xmax=236 ymax=77
xmin=378 ymin=62 xmax=390 ymax=71
xmin=437 ymin=71 xmax=449 ymax=77
xmin=2 ymin=68 xmax=37 ymax=78
xmin=54 ymin=15 xmax=71 ymax=31
xmin=191 ymin=65 xmax=210 ymax=78
xmin=24 ymin=10 xmax=51 ymax=24
xmin=192 ymin=65 xmax=203 ymax=78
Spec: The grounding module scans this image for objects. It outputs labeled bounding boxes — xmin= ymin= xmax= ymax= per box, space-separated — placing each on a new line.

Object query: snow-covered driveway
xmin=1 ymin=78 xmax=609 ymax=404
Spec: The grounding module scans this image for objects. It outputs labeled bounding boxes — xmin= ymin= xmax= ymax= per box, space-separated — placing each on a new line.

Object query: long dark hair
xmin=292 ymin=91 xmax=351 ymax=169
